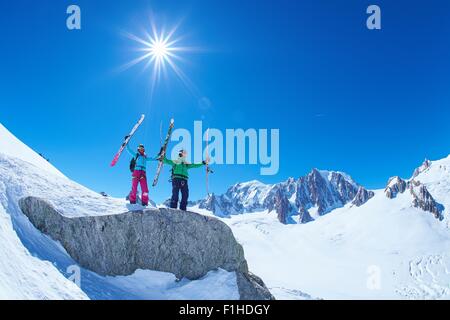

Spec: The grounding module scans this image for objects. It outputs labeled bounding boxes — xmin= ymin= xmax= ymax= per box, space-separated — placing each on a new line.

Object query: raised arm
xmin=146 ymin=155 xmax=158 ymax=162
xmin=126 ymin=144 xmax=135 ymax=156
xmin=186 ymin=161 xmax=206 ymax=169
xmin=162 ymin=156 xmax=175 ymax=165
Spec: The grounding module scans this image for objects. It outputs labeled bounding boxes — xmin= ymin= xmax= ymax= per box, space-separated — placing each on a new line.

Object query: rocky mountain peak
xmin=412 ymin=158 xmax=432 ymax=178
xmin=385 ymin=176 xmax=407 ymax=199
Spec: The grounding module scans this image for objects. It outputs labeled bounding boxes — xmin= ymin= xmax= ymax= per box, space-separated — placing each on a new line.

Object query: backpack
xmin=130 ymin=153 xmax=139 ymax=172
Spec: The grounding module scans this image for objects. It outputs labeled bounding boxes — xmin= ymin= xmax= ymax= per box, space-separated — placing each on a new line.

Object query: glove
xmin=202 ymin=160 xmax=206 ymax=165
xmin=124 ymin=135 xmax=130 ymax=140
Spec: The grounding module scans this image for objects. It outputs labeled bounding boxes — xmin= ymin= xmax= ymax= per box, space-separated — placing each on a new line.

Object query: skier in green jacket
xmin=162 ymin=149 xmax=207 ymax=211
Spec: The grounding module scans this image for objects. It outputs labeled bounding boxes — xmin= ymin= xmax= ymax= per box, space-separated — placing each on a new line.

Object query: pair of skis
xmin=110 ymin=115 xmax=174 ymax=187
xmin=153 ymin=118 xmax=174 ymax=186
xmin=110 ymin=114 xmax=145 ymax=167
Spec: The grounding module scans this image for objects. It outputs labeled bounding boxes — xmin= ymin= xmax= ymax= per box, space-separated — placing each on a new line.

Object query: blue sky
xmin=1 ymin=0 xmax=449 ymax=203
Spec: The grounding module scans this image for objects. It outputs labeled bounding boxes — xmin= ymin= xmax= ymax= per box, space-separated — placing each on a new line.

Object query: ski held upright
xmin=152 ymin=118 xmax=175 ymax=186
xmin=110 ymin=114 xmax=145 ymax=167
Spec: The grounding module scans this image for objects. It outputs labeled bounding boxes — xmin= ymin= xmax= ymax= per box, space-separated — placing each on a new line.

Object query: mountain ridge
xmin=190 ymin=156 xmax=450 ymax=224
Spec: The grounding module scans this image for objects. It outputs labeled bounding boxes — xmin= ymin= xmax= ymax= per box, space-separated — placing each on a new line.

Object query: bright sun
xmin=121 ymin=21 xmax=197 ymax=98
xmin=150 ymin=39 xmax=170 ymax=61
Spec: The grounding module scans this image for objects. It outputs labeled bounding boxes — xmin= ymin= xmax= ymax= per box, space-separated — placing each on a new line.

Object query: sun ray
xmin=122 ymin=21 xmax=203 ymax=100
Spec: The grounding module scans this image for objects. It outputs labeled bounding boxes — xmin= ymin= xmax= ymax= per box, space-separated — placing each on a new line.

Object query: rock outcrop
xmin=384 ymin=176 xmax=407 ymax=199
xmin=236 ymin=272 xmax=275 ymax=300
xmin=383 ymin=175 xmax=443 ymax=220
xmin=352 ymin=186 xmax=375 ymax=207
xmin=412 ymin=159 xmax=432 ymax=178
xmin=19 ymin=196 xmax=274 ymax=300
xmin=298 ymin=207 xmax=314 ymax=224
xmin=272 ymin=188 xmax=292 ymax=224
xmin=409 ymin=181 xmax=443 ymax=220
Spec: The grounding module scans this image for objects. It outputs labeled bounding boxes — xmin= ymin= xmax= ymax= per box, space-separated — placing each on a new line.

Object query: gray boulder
xmin=19 ymin=196 xmax=274 ymax=300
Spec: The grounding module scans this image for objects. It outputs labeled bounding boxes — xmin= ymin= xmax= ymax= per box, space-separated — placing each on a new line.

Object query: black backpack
xmin=130 ymin=153 xmax=139 ymax=172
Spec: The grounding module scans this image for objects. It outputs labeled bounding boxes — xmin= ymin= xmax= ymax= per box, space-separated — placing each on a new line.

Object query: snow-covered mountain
xmin=194 ymin=169 xmax=370 ymax=224
xmin=194 ymin=157 xmax=448 ymax=227
xmin=191 ymin=155 xmax=450 ymax=299
xmin=0 ymin=123 xmax=255 ymax=299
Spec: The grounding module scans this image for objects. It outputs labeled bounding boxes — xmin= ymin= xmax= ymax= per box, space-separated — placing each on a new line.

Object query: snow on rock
xmin=409 ymin=181 xmax=443 ymax=220
xmin=408 ymin=154 xmax=450 ymax=224
xmin=19 ymin=197 xmax=274 ymax=300
xmin=412 ymin=159 xmax=432 ymax=178
xmin=20 ymin=197 xmax=247 ymax=279
xmin=382 ymin=156 xmax=449 ymax=221
xmin=384 ymin=176 xmax=407 ymax=199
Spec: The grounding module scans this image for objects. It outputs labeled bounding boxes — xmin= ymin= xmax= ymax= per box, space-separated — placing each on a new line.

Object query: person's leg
xmin=129 ymin=171 xmax=139 ymax=204
xmin=140 ymin=171 xmax=149 ymax=206
xmin=179 ymin=179 xmax=189 ymax=211
xmin=170 ymin=178 xmax=180 ymax=209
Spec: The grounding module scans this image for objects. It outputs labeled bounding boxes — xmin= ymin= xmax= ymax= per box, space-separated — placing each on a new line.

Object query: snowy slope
xmin=0 ymin=124 xmax=87 ymax=299
xmin=0 ymin=123 xmax=239 ymax=299
xmin=191 ymin=155 xmax=450 ymax=299
xmin=0 ymin=124 xmax=65 ymax=178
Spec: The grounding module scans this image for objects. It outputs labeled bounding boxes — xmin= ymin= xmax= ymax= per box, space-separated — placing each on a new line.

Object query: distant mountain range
xmin=187 ymin=159 xmax=445 ymax=224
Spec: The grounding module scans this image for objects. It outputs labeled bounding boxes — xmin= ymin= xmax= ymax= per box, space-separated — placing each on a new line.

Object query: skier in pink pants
xmin=126 ymin=143 xmax=156 ymax=206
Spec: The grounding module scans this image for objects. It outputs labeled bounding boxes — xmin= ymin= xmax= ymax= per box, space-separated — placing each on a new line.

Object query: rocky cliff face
xmin=19 ymin=197 xmax=274 ymax=300
xmin=272 ymin=188 xmax=293 ymax=224
xmin=384 ymin=176 xmax=407 ymax=199
xmin=409 ymin=181 xmax=443 ymax=220
xmin=352 ymin=187 xmax=375 ymax=207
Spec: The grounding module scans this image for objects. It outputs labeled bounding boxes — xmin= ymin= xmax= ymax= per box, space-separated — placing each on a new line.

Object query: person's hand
xmin=124 ymin=135 xmax=130 ymax=140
